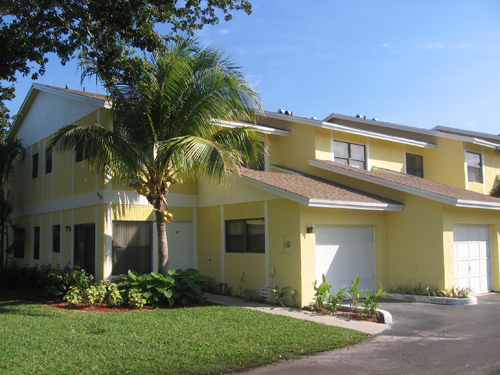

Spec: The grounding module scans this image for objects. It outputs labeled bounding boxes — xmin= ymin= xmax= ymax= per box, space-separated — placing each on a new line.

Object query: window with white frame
xmin=333 ymin=140 xmax=366 ymax=169
xmin=226 ymin=218 xmax=265 ymax=253
xmin=466 ymin=151 xmax=483 ymax=183
xmin=406 ymin=153 xmax=423 ymax=177
xmin=112 ymin=221 xmax=152 ymax=275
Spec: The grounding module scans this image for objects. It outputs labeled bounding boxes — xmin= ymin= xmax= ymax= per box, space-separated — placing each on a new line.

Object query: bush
xmin=168 ymin=268 xmax=211 ymax=305
xmin=82 ymin=285 xmax=106 ymax=306
xmin=105 ymin=283 xmax=125 ymax=307
xmin=127 ymin=288 xmax=147 ymax=309
xmin=41 ymin=265 xmax=94 ymax=297
xmin=63 ymin=286 xmax=82 ymax=306
xmin=0 ymin=262 xmax=43 ymax=290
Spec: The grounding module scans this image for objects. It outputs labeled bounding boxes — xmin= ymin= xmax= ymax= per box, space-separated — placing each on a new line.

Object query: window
xmin=333 ymin=140 xmax=366 ymax=169
xmin=45 ymin=148 xmax=53 ymax=174
xmin=406 ymin=153 xmax=423 ymax=177
xmin=226 ymin=218 xmax=265 ymax=253
xmin=466 ymin=151 xmax=483 ymax=183
xmin=33 ymin=227 xmax=40 ymax=260
xmin=32 ymin=153 xmax=39 ymax=178
xmin=13 ymin=228 xmax=25 ymax=258
xmin=112 ymin=221 xmax=152 ymax=275
xmin=52 ymin=225 xmax=60 ymax=253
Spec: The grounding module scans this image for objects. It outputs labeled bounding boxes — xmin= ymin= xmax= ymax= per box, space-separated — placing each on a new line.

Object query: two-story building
xmin=7 ymin=83 xmax=500 ymax=306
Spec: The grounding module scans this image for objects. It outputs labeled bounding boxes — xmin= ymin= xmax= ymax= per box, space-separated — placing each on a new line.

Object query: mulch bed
xmin=306 ymin=307 xmax=384 ymax=324
xmin=0 ymin=289 xmax=216 ymax=312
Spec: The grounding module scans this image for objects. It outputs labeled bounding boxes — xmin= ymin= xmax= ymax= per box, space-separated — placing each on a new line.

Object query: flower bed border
xmin=383 ymin=293 xmax=477 ymax=305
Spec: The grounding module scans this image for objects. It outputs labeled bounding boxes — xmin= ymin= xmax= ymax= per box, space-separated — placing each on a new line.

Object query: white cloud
xmin=382 ymin=43 xmax=390 ymax=48
xmin=218 ymin=28 xmax=230 ymax=35
xmin=417 ymin=43 xmax=445 ymax=50
xmin=466 ymin=121 xmax=476 ymax=128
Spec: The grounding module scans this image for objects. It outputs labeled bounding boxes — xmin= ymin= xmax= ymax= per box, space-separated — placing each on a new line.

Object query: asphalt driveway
xmin=241 ymin=293 xmax=500 ymax=374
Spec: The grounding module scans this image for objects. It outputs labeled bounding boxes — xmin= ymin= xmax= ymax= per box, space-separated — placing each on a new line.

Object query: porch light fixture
xmin=65 ymin=226 xmax=71 ymax=232
xmin=307 ymin=223 xmax=315 ymax=234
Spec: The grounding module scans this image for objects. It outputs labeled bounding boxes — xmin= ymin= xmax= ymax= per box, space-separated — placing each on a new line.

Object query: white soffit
xmin=323 ymin=121 xmax=436 ymax=149
xmin=217 ymin=120 xmax=290 ymax=136
xmin=309 ymin=159 xmax=500 ymax=210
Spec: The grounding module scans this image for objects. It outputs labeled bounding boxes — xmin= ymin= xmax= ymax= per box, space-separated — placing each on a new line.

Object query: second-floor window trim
xmin=406 ymin=153 xmax=423 ymax=177
xmin=333 ymin=140 xmax=366 ymax=169
xmin=466 ymin=151 xmax=483 ymax=183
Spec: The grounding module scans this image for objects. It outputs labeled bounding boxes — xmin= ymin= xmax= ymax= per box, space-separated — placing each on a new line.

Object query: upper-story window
xmin=333 ymin=140 xmax=366 ymax=169
xmin=45 ymin=148 xmax=53 ymax=174
xmin=406 ymin=153 xmax=423 ymax=177
xmin=32 ymin=153 xmax=39 ymax=178
xmin=466 ymin=151 xmax=483 ymax=183
xmin=75 ymin=147 xmax=86 ymax=163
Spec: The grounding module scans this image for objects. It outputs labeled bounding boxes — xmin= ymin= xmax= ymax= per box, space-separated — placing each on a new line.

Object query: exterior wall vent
xmin=260 ymin=287 xmax=270 ymax=301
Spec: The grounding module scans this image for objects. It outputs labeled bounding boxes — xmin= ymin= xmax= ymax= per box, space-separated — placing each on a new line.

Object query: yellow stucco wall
xmin=424 ymin=138 xmax=465 ymax=189
xmin=197 ymin=206 xmax=222 ymax=281
xmin=386 ymin=196 xmax=445 ymax=288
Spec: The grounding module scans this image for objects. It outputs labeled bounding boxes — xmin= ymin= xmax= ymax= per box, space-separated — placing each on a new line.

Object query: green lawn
xmin=0 ymin=300 xmax=366 ymax=374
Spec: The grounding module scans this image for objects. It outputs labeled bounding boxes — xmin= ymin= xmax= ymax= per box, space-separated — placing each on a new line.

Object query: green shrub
xmin=82 ymin=285 xmax=106 ymax=306
xmin=168 ymin=268 xmax=211 ymax=305
xmin=122 ymin=270 xmax=175 ymax=308
xmin=0 ymin=262 xmax=43 ymax=290
xmin=127 ymin=288 xmax=147 ymax=309
xmin=63 ymin=286 xmax=82 ymax=306
xmin=312 ymin=274 xmax=332 ymax=310
xmin=41 ymin=265 xmax=94 ymax=297
xmin=105 ymin=283 xmax=125 ymax=307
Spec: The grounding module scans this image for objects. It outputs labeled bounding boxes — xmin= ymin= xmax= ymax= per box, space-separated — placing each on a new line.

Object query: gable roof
xmin=36 ymin=84 xmax=108 ymax=102
xmin=432 ymin=125 xmax=500 ymax=144
xmin=239 ymin=167 xmax=404 ymax=211
xmin=309 ymin=159 xmax=500 ymax=210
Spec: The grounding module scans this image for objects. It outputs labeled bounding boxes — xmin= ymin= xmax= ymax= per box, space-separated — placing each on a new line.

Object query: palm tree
xmin=50 ymin=38 xmax=268 ymax=275
xmin=0 ymin=137 xmax=26 ymax=265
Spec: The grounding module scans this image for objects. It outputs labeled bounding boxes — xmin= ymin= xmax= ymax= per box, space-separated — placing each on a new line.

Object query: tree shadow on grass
xmin=0 ymin=300 xmax=59 ymax=317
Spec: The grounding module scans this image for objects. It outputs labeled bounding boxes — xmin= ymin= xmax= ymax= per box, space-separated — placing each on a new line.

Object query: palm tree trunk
xmin=155 ymin=210 xmax=169 ymax=276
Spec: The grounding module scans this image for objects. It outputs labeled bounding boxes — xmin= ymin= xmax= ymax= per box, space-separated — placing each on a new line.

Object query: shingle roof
xmin=36 ymin=83 xmax=108 ymax=102
xmin=309 ymin=159 xmax=500 ymax=209
xmin=239 ymin=167 xmax=403 ymax=210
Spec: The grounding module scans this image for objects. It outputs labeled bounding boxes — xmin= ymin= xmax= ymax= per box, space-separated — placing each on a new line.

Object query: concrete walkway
xmin=204 ymin=293 xmax=389 ymax=335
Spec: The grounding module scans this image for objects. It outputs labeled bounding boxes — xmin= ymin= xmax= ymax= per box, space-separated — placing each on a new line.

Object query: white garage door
xmin=316 ymin=225 xmax=375 ymax=295
xmin=454 ymin=225 xmax=492 ymax=293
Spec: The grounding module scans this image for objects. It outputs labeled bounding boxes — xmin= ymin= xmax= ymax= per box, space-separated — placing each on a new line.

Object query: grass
xmin=0 ymin=301 xmax=366 ymax=374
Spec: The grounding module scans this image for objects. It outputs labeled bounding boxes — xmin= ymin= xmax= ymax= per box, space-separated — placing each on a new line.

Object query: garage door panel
xmin=316 ymin=225 xmax=375 ymax=295
xmin=454 ymin=225 xmax=491 ymax=293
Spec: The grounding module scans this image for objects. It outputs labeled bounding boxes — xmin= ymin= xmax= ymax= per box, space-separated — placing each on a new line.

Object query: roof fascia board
xmin=8 ymin=84 xmax=36 ymax=139
xmin=455 ymin=200 xmax=500 ymax=210
xmin=324 ymin=121 xmax=436 ymax=149
xmin=308 ymin=199 xmax=404 ymax=211
xmin=472 ymin=138 xmax=500 ymax=149
xmin=308 ymin=158 xmax=458 ymax=206
xmin=33 ymin=83 xmax=111 ymax=108
xmin=216 ymin=120 xmax=290 ymax=136
xmin=269 ymin=165 xmax=304 ymax=175
xmin=323 ymin=112 xmax=499 ymax=146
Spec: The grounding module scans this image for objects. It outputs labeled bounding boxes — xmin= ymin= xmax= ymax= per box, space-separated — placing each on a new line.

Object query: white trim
xmin=464 ymin=148 xmax=469 ymax=191
xmin=308 ymin=199 xmax=404 ymax=211
xmin=33 ymin=83 xmax=111 ymax=108
xmin=41 ymin=140 xmax=45 ymax=200
xmin=473 ymin=138 xmax=500 ymax=149
xmin=105 ymin=203 xmax=113 ymax=279
xmin=216 ymin=120 xmax=290 ymax=136
xmin=220 ymin=206 xmax=225 ymax=283
xmin=70 ymin=210 xmax=74 ymax=266
xmin=193 ymin=208 xmax=198 ymax=269
xmin=264 ymin=201 xmax=270 ymax=287
xmin=12 ymin=190 xmax=197 ymax=218
xmin=324 ymin=121 xmax=436 ymax=149
xmin=269 ymin=165 xmax=304 ymax=175
xmin=372 ymin=166 xmax=408 ymax=176
xmin=309 ymin=159 xmax=500 ymax=210
xmin=482 ymin=149 xmax=486 ymax=195
xmin=94 ymin=205 xmax=98 ymax=278
xmin=239 ymin=175 xmax=404 ymax=211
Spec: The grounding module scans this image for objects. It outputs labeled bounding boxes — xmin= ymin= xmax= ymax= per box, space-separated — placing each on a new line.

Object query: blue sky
xmin=5 ymin=0 xmax=500 ymax=135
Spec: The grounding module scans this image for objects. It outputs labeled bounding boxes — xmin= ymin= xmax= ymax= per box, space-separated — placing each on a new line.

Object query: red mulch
xmin=308 ymin=307 xmax=384 ymax=324
xmin=0 ymin=289 xmax=216 ymax=312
